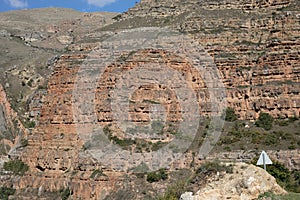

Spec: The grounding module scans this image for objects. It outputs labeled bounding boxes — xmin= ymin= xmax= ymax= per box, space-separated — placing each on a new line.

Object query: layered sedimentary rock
xmin=0 ymin=8 xmax=118 ymax=121
xmin=18 ymin=45 xmax=208 ymax=198
xmin=0 ymin=0 xmax=299 ymax=199
xmin=118 ymin=0 xmax=300 ymax=119
xmin=207 ymin=149 xmax=300 ymax=170
xmin=17 ymin=54 xmax=114 ymax=199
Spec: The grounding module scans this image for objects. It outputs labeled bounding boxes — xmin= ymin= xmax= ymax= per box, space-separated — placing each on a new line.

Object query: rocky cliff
xmin=0 ymin=0 xmax=299 ymax=199
xmin=0 ymin=84 xmax=28 ymax=157
xmin=181 ymin=162 xmax=286 ymax=200
xmin=0 ymin=8 xmax=117 ymax=122
xmin=117 ymin=0 xmax=300 ymax=120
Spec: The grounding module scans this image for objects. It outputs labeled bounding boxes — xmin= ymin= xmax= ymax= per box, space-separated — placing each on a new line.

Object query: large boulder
xmin=181 ymin=162 xmax=286 ymax=200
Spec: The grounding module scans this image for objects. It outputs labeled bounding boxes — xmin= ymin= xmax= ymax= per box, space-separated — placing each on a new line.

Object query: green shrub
xmin=82 ymin=141 xmax=91 ymax=151
xmin=224 ymin=146 xmax=231 ymax=151
xmin=20 ymin=139 xmax=28 ymax=147
xmin=255 ymin=112 xmax=273 ymax=130
xmin=103 ymin=125 xmax=134 ymax=148
xmin=27 ymin=79 xmax=33 ymax=87
xmin=257 ymin=192 xmax=300 ymax=200
xmin=112 ymin=14 xmax=122 ymax=21
xmin=157 ymin=180 xmax=187 ymax=200
xmin=253 ymin=159 xmax=300 ymax=193
xmin=151 ymin=141 xmax=165 ymax=151
xmin=24 ymin=120 xmax=35 ymax=129
xmin=264 ymin=134 xmax=278 ymax=146
xmin=90 ymin=169 xmax=106 ymax=179
xmin=288 ymin=145 xmax=296 ymax=150
xmin=146 ymin=169 xmax=168 ymax=183
xmin=3 ymin=159 xmax=29 ymax=176
xmin=0 ymin=187 xmax=16 ymax=200
xmin=267 ymin=161 xmax=291 ymax=183
xmin=276 ymin=119 xmax=289 ymax=126
xmin=37 ymin=84 xmax=47 ymax=90
xmin=196 ymin=161 xmax=233 ymax=174
xmin=225 ymin=108 xmax=238 ymax=121
xmin=288 ymin=116 xmax=299 ymax=123
xmin=59 ymin=188 xmax=72 ymax=200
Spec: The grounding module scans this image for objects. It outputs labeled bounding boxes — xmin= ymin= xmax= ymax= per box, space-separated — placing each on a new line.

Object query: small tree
xmin=60 ymin=188 xmax=72 ymax=200
xmin=0 ymin=187 xmax=16 ymax=200
xmin=146 ymin=169 xmax=168 ymax=183
xmin=255 ymin=112 xmax=273 ymax=130
xmin=3 ymin=159 xmax=29 ymax=176
xmin=225 ymin=107 xmax=238 ymax=121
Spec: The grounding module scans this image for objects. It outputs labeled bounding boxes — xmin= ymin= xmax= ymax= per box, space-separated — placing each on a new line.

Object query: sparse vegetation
xmin=37 ymin=84 xmax=47 ymax=90
xmin=27 ymin=79 xmax=33 ymax=87
xmin=3 ymin=159 xmax=29 ymax=176
xmin=156 ymin=161 xmax=234 ymax=199
xmin=112 ymin=14 xmax=122 ymax=21
xmin=90 ymin=169 xmax=106 ymax=179
xmin=146 ymin=169 xmax=168 ymax=183
xmin=59 ymin=187 xmax=72 ymax=200
xmin=103 ymin=125 xmax=134 ymax=148
xmin=276 ymin=119 xmax=289 ymax=126
xmin=82 ymin=141 xmax=91 ymax=151
xmin=288 ymin=116 xmax=299 ymax=123
xmin=20 ymin=138 xmax=28 ymax=147
xmin=103 ymin=124 xmax=168 ymax=152
xmin=216 ymin=117 xmax=300 ymax=151
xmin=253 ymin=159 xmax=300 ymax=193
xmin=0 ymin=187 xmax=16 ymax=200
xmin=225 ymin=107 xmax=238 ymax=122
xmin=23 ymin=119 xmax=36 ymax=129
xmin=109 ymin=135 xmax=135 ymax=147
xmin=255 ymin=112 xmax=274 ymax=130
xmin=156 ymin=180 xmax=187 ymax=200
xmin=257 ymin=192 xmax=300 ymax=200
xmin=195 ymin=161 xmax=233 ymax=175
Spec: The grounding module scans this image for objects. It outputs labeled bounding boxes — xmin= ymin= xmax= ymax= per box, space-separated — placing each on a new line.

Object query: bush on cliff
xmin=225 ymin=107 xmax=238 ymax=122
xmin=146 ymin=169 xmax=168 ymax=183
xmin=59 ymin=187 xmax=72 ymax=200
xmin=0 ymin=187 xmax=16 ymax=200
xmin=252 ymin=158 xmax=300 ymax=193
xmin=255 ymin=112 xmax=273 ymax=130
xmin=3 ymin=159 xmax=29 ymax=176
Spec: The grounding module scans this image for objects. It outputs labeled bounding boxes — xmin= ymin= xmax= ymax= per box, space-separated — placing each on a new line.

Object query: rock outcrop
xmin=207 ymin=149 xmax=300 ymax=170
xmin=181 ymin=162 xmax=286 ymax=200
xmin=0 ymin=84 xmax=27 ymax=156
xmin=0 ymin=0 xmax=299 ymax=199
xmin=117 ymin=0 xmax=300 ymax=120
xmin=0 ymin=8 xmax=118 ymax=120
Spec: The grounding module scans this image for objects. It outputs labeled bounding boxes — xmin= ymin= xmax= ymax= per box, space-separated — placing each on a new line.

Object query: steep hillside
xmin=0 ymin=8 xmax=117 ymax=123
xmin=114 ymin=0 xmax=300 ymax=119
xmin=0 ymin=0 xmax=299 ymax=199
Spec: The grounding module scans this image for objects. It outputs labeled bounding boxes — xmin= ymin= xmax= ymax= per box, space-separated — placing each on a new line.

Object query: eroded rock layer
xmin=0 ymin=0 xmax=299 ymax=199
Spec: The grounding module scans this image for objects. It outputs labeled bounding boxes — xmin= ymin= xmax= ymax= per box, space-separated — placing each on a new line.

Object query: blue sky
xmin=0 ymin=0 xmax=140 ymax=13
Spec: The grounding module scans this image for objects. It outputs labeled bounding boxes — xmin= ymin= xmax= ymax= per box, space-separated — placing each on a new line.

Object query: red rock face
xmin=2 ymin=0 xmax=299 ymax=199
xmin=18 ymin=49 xmax=205 ymax=197
xmin=20 ymin=46 xmax=299 ymax=198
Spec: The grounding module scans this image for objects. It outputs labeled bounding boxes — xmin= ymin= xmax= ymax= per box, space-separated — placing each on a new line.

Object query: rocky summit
xmin=0 ymin=0 xmax=299 ymax=199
